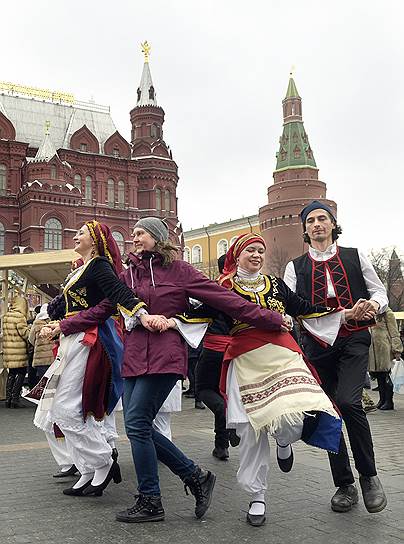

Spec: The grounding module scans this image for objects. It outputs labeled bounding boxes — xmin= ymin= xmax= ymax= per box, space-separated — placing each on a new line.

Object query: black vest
xmin=293 ymin=246 xmax=370 ymax=307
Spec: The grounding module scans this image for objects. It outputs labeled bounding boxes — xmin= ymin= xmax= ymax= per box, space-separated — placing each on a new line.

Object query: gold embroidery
xmin=118 ymin=301 xmax=147 ymax=317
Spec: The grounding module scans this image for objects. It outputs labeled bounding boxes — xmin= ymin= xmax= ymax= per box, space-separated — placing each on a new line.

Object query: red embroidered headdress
xmin=218 ymin=232 xmax=266 ymax=289
xmin=85 ymin=220 xmax=123 ymax=275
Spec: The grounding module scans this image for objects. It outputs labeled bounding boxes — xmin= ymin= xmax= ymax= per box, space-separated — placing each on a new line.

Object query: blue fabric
xmin=300 ymin=200 xmax=336 ymax=225
xmin=98 ymin=318 xmax=124 ymax=414
xmin=123 ymin=374 xmax=195 ymax=495
xmin=302 ymin=412 xmax=342 ymax=454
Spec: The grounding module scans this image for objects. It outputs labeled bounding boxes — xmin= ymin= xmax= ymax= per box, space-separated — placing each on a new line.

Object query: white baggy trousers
xmin=48 ymin=333 xmax=112 ymax=474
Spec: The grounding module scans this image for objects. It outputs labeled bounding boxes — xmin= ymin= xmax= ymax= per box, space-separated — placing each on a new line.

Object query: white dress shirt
xmin=283 ymin=242 xmax=388 ymax=313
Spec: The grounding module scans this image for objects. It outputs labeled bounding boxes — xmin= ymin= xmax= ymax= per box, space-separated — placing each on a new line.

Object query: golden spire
xmin=141 ymin=41 xmax=151 ymax=63
xmin=45 ymin=120 xmax=50 ymax=135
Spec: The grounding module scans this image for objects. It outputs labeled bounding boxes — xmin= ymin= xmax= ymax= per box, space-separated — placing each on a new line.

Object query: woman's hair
xmin=47 ymin=294 xmax=66 ymax=321
xmin=154 ymin=240 xmax=179 ymax=266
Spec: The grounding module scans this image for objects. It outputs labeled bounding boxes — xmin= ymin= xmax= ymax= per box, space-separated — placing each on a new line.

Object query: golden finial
xmin=141 ymin=41 xmax=151 ymax=63
xmin=45 ymin=120 xmax=50 ymax=135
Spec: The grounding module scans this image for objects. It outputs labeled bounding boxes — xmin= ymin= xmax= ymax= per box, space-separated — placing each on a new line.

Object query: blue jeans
xmin=123 ymin=373 xmax=196 ymax=496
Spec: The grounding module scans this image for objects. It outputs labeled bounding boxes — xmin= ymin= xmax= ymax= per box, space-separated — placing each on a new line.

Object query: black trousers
xmin=302 ymin=330 xmax=377 ymax=487
xmin=195 ymin=348 xmax=229 ymax=448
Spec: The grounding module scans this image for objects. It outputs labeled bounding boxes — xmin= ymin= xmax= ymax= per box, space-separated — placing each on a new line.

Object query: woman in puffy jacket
xmin=369 ymin=307 xmax=403 ymax=410
xmin=3 ymin=296 xmax=29 ymax=408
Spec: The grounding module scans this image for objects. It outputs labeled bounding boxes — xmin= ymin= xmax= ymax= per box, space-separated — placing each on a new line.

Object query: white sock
xmin=249 ymin=492 xmax=266 ymax=515
xmin=60 ymin=465 xmax=74 ymax=473
xmin=73 ymin=473 xmax=94 ymax=489
xmin=92 ymin=459 xmax=113 ymax=487
xmin=277 ymin=443 xmax=291 ymax=460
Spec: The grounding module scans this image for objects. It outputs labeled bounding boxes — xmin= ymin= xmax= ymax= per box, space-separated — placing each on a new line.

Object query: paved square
xmin=1 ymin=391 xmax=403 ymax=544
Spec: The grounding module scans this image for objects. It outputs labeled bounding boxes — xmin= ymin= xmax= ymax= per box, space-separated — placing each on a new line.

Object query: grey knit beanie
xmin=134 ymin=217 xmax=169 ymax=242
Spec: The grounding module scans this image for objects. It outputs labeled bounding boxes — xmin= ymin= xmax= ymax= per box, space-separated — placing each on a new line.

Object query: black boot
xmin=116 ymin=494 xmax=165 ymax=523
xmin=379 ymin=374 xmax=394 ymax=410
xmin=375 ymin=373 xmax=386 ymax=409
xmin=5 ymin=373 xmax=16 ymax=408
xmin=212 ymin=446 xmax=229 ymax=460
xmin=183 ymin=467 xmax=216 ymax=519
xmin=331 ymin=485 xmax=359 ymax=512
xmin=359 ymin=475 xmax=387 ymax=513
xmin=11 ymin=373 xmax=25 ymax=408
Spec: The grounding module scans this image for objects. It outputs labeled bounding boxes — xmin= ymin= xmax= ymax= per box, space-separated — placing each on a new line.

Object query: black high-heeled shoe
xmin=82 ymin=461 xmax=122 ymax=496
xmin=63 ymin=478 xmax=96 ymax=496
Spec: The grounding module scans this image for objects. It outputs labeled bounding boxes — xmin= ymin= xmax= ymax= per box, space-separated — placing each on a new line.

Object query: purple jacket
xmin=60 ymin=252 xmax=283 ymax=378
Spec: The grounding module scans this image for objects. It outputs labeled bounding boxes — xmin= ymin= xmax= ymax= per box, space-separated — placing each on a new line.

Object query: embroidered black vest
xmin=293 ymin=246 xmax=371 ymax=331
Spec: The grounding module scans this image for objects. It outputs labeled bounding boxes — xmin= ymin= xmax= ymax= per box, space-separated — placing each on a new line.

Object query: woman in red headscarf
xmin=215 ymin=233 xmax=361 ymax=527
xmin=35 ymin=221 xmax=150 ymax=498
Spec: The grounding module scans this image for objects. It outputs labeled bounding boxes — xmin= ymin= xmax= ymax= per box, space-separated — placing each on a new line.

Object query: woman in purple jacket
xmin=58 ymin=217 xmax=289 ymax=524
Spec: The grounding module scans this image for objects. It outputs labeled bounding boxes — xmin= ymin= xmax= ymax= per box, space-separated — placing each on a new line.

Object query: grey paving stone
xmin=0 ymin=391 xmax=403 ymax=544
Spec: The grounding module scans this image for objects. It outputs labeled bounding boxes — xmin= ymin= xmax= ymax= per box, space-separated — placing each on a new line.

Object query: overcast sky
xmin=2 ymin=1 xmax=403 ymax=255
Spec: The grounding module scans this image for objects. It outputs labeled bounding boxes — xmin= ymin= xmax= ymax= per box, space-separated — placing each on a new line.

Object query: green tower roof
xmin=275 ymin=121 xmax=317 ymax=171
xmin=285 ymin=77 xmax=300 ymax=98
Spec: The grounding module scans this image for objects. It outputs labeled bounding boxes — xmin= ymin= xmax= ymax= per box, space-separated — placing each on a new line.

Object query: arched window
xmin=44 ymin=218 xmax=62 ymax=251
xmin=0 ymin=222 xmax=4 ymax=255
xmin=85 ymin=176 xmax=92 ymax=204
xmin=107 ymin=178 xmax=115 ymax=207
xmin=73 ymin=174 xmax=82 ymax=190
xmin=217 ymin=239 xmax=228 ymax=257
xmin=183 ymin=247 xmax=191 ymax=263
xmin=112 ymin=231 xmax=125 ymax=255
xmin=50 ymin=165 xmax=57 ymax=180
xmin=164 ymin=189 xmax=170 ymax=212
xmin=118 ymin=181 xmax=125 ymax=209
xmin=155 ymin=188 xmax=162 ymax=210
xmin=192 ymin=245 xmax=202 ymax=264
xmin=230 ymin=236 xmax=238 ymax=246
xmin=0 ymin=164 xmax=6 ymax=193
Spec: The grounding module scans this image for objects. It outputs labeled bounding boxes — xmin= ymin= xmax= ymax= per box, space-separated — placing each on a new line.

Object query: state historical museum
xmin=0 ymin=44 xmax=181 ymax=256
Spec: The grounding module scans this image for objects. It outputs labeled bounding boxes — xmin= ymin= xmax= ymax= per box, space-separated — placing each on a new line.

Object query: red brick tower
xmin=129 ymin=42 xmax=182 ymax=244
xmin=259 ymin=76 xmax=336 ymax=275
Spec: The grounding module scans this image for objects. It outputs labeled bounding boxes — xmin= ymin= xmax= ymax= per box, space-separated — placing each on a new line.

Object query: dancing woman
xmin=36 ymin=221 xmax=151 ymax=497
xmin=214 ymin=233 xmax=360 ymax=526
xmin=55 ymin=217 xmax=290 ymax=523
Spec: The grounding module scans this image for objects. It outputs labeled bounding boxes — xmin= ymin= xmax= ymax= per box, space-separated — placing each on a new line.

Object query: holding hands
xmin=39 ymin=322 xmax=61 ymax=340
xmin=139 ymin=314 xmax=176 ymax=333
xmin=346 ymin=299 xmax=380 ymax=322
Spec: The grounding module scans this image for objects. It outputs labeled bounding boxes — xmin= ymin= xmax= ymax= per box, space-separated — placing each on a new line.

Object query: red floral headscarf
xmin=85 ymin=220 xmax=123 ymax=275
xmin=218 ymin=233 xmax=266 ymax=289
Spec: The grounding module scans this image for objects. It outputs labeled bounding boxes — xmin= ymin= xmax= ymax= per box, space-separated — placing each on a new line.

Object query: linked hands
xmin=139 ymin=314 xmax=176 ymax=333
xmin=281 ymin=314 xmax=293 ymax=333
xmin=345 ymin=299 xmax=380 ymax=322
xmin=39 ymin=322 xmax=61 ymax=339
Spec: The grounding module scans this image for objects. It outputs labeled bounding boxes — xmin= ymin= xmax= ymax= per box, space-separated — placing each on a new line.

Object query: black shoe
xmin=53 ymin=465 xmax=78 ymax=478
xmin=378 ymin=401 xmax=394 ymax=410
xmin=63 ymin=478 xmax=96 ymax=496
xmin=246 ymin=501 xmax=266 ymax=527
xmin=228 ymin=429 xmax=241 ymax=447
xmin=331 ymin=485 xmax=359 ymax=512
xmin=212 ymin=447 xmax=229 ymax=460
xmin=195 ymin=401 xmax=205 ymax=409
xmin=111 ymin=448 xmax=119 ymax=462
xmin=359 ymin=475 xmax=387 ymax=513
xmin=82 ymin=461 xmax=122 ymax=496
xmin=184 ymin=467 xmax=216 ymax=519
xmin=276 ymin=444 xmax=294 ymax=473
xmin=116 ymin=494 xmax=165 ymax=523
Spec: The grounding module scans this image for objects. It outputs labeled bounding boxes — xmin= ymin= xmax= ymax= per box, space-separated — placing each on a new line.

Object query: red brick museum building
xmin=0 ymin=50 xmax=180 ymax=257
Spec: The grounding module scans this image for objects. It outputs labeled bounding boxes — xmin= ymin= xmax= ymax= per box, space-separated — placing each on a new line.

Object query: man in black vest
xmin=284 ymin=201 xmax=388 ymax=514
